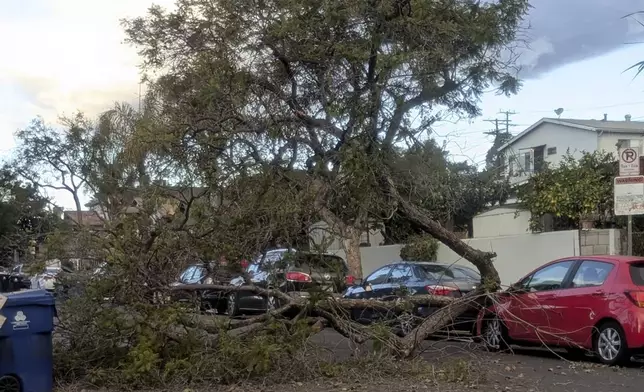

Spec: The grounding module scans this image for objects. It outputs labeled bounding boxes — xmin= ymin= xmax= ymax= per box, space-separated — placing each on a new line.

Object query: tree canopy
xmin=0 ymin=166 xmax=56 ymax=264
xmin=122 ymin=0 xmax=530 ymax=279
xmin=517 ymin=151 xmax=617 ymax=231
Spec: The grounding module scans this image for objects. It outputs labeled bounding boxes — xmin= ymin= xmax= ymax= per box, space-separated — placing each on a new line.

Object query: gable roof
xmin=63 ymin=210 xmax=104 ymax=227
xmin=498 ymin=117 xmax=644 ymax=152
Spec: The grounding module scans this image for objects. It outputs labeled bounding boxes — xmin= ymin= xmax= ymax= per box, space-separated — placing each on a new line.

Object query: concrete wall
xmin=472 ymin=206 xmax=531 ymax=237
xmin=354 ymin=229 xmax=623 ymax=286
xmin=309 ymin=220 xmax=385 ymax=251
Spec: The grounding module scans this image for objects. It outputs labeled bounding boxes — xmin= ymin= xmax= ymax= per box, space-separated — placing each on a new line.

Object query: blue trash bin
xmin=0 ymin=289 xmax=55 ymax=392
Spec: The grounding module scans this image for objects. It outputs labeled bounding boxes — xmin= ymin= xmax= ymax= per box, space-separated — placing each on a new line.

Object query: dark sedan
xmin=171 ymin=262 xmax=240 ymax=313
xmin=227 ymin=249 xmax=351 ymax=316
xmin=343 ymin=261 xmax=481 ymax=335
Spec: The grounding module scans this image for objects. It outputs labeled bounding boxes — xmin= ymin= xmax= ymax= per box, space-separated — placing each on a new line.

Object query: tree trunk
xmin=73 ymin=192 xmax=83 ymax=225
xmin=342 ymin=226 xmax=363 ymax=279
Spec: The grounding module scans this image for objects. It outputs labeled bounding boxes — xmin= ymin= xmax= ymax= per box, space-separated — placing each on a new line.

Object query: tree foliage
xmin=517 ymin=151 xmax=617 ymax=231
xmin=384 ymin=140 xmax=508 ymax=242
xmin=400 ymin=234 xmax=439 ymax=261
xmin=0 ymin=166 xmax=57 ymax=264
xmin=122 ymin=0 xmax=529 ymax=279
xmin=17 ymin=0 xmax=534 ymax=388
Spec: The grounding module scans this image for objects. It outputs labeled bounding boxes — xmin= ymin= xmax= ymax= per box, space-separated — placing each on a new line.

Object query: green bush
xmin=399 ymin=234 xmax=439 ymax=261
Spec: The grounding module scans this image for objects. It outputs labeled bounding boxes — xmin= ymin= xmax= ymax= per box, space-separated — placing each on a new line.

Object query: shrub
xmin=399 ymin=234 xmax=439 ymax=261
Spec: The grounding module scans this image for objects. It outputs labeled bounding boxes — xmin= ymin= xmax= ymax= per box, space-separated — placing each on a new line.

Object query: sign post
xmin=619 ymin=147 xmax=640 ymax=176
xmin=614 ymin=175 xmax=644 ymax=255
xmin=617 ymin=147 xmax=641 ymax=255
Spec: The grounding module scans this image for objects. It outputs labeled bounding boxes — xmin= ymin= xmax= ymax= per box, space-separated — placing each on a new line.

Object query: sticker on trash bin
xmin=11 ymin=311 xmax=29 ymax=330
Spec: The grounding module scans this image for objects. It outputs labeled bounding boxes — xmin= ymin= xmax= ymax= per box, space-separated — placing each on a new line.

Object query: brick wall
xmin=580 ymin=229 xmax=623 ymax=256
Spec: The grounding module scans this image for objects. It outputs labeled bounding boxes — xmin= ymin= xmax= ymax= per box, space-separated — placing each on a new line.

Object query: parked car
xmin=343 ymin=261 xmax=481 ymax=335
xmin=478 ymin=255 xmax=644 ymax=365
xmin=9 ymin=264 xmax=31 ymax=290
xmin=226 ymin=249 xmax=352 ymax=316
xmin=170 ymin=261 xmax=240 ymax=313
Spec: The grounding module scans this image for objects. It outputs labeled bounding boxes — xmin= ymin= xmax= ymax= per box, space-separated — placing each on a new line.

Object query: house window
xmin=618 ymin=139 xmax=630 ymax=148
xmin=360 ymin=230 xmax=370 ymax=247
xmin=547 ymin=147 xmax=557 ymax=155
xmin=518 ymin=148 xmax=533 ymax=173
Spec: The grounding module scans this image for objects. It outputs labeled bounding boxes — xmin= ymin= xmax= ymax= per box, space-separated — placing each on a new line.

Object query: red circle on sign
xmin=621 ymin=148 xmax=638 ymax=163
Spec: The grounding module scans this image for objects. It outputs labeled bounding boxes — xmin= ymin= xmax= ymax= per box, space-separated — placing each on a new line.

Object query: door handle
xmin=591 ymin=290 xmax=604 ymax=297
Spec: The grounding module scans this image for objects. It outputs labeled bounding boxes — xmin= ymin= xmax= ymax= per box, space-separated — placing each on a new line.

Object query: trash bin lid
xmin=0 ymin=289 xmax=55 ymax=307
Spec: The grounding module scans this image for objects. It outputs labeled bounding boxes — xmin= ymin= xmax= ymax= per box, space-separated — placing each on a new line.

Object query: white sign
xmin=614 ymin=176 xmax=644 ymax=216
xmin=619 ymin=147 xmax=640 ymax=176
xmin=11 ymin=311 xmax=29 ymax=330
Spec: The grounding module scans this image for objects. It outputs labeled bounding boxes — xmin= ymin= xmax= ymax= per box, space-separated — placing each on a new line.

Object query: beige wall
xmin=309 ymin=220 xmax=385 ymax=251
xmin=472 ymin=207 xmax=531 ymax=237
xmin=597 ymin=132 xmax=643 ymax=158
xmin=354 ymin=229 xmax=623 ymax=286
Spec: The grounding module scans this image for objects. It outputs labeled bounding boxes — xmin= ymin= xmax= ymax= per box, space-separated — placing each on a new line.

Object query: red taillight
xmin=626 ymin=291 xmax=644 ymax=307
xmin=240 ymin=259 xmax=249 ymax=269
xmin=425 ymin=285 xmax=458 ymax=296
xmin=285 ymin=272 xmax=312 ymax=282
xmin=345 ymin=275 xmax=356 ymax=285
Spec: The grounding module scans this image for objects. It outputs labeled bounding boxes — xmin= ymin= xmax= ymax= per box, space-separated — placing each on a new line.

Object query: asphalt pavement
xmin=309 ymin=329 xmax=644 ymax=392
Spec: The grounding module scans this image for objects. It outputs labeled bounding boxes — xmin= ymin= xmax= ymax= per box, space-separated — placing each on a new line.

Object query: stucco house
xmin=472 ymin=115 xmax=644 ymax=238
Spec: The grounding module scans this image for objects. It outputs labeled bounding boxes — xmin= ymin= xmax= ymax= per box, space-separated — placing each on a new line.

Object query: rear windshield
xmin=629 ymin=262 xmax=644 ymax=285
xmin=292 ymin=254 xmax=348 ymax=273
xmin=454 ymin=266 xmax=480 ymax=280
xmin=417 ymin=264 xmax=464 ymax=280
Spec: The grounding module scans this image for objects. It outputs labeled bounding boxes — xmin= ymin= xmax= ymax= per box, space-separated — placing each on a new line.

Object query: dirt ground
xmin=56 ymin=329 xmax=644 ymax=392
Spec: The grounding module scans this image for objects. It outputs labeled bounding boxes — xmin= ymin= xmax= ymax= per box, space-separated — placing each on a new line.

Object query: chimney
xmin=625 ymin=114 xmax=632 ymax=121
xmin=602 ymin=113 xmax=607 ymax=121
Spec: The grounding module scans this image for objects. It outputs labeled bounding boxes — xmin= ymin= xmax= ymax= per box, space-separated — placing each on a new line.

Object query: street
xmin=304 ymin=329 xmax=644 ymax=392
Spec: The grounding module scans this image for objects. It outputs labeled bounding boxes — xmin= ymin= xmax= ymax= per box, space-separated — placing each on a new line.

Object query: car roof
xmin=385 ymin=261 xmax=463 ymax=267
xmin=551 ymin=255 xmax=644 ymax=264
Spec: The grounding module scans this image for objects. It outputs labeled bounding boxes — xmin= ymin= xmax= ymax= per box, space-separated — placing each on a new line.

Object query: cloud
xmin=518 ymin=0 xmax=644 ymax=78
xmin=0 ymin=0 xmax=176 ymax=127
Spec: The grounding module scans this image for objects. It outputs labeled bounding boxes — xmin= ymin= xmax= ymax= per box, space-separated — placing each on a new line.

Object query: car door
xmin=386 ymin=264 xmax=414 ymax=297
xmin=554 ymin=259 xmax=616 ymax=347
xmin=508 ymin=260 xmax=576 ymax=342
xmin=345 ymin=265 xmax=394 ymax=300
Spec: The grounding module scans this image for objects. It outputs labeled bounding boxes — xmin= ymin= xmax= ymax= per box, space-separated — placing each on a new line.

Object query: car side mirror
xmin=508 ymin=283 xmax=527 ymax=294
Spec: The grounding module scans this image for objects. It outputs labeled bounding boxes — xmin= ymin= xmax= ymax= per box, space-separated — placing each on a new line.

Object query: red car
xmin=477 ymin=255 xmax=644 ymax=365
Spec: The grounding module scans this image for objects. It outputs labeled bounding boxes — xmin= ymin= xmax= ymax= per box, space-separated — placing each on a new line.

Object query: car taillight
xmin=345 ymin=275 xmax=356 ymax=285
xmin=626 ymin=291 xmax=644 ymax=307
xmin=425 ymin=285 xmax=458 ymax=296
xmin=285 ymin=272 xmax=312 ymax=282
xmin=240 ymin=259 xmax=249 ymax=269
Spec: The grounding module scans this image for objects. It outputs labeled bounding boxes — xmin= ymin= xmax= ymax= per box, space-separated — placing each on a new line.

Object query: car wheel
xmin=227 ymin=292 xmax=239 ymax=317
xmin=594 ymin=321 xmax=629 ymax=365
xmin=482 ymin=314 xmax=509 ymax=352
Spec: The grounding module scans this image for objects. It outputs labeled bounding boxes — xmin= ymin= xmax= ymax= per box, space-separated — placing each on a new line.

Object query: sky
xmin=2 ymin=0 xmax=644 ymax=209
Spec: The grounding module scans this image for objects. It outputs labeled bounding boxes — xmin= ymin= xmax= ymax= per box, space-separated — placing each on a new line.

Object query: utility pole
xmin=483 ymin=110 xmax=517 ymax=170
xmin=498 ymin=110 xmax=517 ymax=134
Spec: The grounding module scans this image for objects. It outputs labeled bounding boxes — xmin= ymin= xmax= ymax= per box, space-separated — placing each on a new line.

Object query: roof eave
xmin=497 ymin=118 xmax=597 ymax=152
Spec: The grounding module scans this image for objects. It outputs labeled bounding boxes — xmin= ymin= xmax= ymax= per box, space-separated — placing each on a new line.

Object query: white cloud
xmin=0 ymin=0 xmax=176 ymax=148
